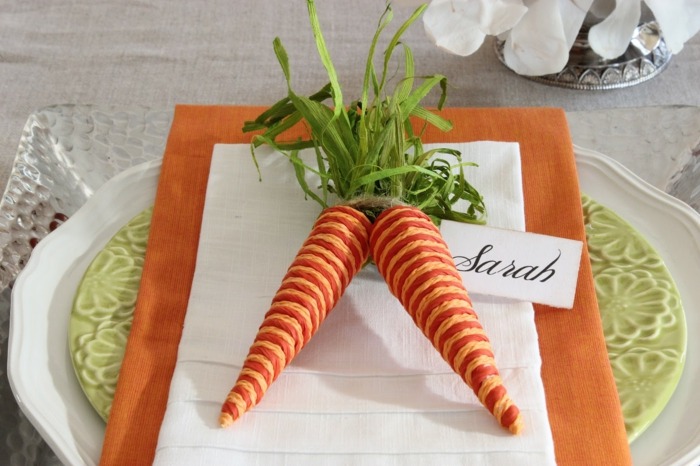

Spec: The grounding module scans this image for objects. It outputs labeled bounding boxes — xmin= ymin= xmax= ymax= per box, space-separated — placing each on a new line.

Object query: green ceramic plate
xmin=582 ymin=194 xmax=686 ymax=442
xmin=68 ymin=206 xmax=153 ymax=422
xmin=69 ymin=198 xmax=687 ymax=442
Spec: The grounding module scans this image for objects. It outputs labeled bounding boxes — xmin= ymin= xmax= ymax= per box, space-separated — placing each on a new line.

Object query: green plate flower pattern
xmin=69 ymin=206 xmax=153 ymax=422
xmin=69 ymin=198 xmax=687 ymax=443
xmin=582 ymin=194 xmax=686 ymax=442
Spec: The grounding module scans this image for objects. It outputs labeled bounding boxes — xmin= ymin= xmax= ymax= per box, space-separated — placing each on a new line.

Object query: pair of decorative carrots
xmin=218 ymin=0 xmax=522 ymax=436
xmin=218 ymin=203 xmax=523 ymax=435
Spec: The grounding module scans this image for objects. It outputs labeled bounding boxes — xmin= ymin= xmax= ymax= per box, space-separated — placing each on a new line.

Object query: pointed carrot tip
xmin=508 ymin=414 xmax=524 ymax=435
xmin=219 ymin=412 xmax=234 ymax=428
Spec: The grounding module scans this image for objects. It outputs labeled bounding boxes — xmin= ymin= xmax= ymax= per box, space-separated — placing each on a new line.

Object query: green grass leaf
xmin=242 ymin=0 xmax=486 ymax=225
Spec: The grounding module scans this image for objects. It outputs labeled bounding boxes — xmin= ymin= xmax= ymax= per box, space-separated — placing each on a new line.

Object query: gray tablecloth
xmin=1 ymin=0 xmax=699 ymax=190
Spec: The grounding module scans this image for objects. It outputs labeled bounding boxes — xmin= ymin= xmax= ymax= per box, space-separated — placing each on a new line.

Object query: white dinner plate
xmin=8 ymin=148 xmax=700 ymax=466
xmin=8 ymin=159 xmax=162 ymax=466
xmin=575 ymin=146 xmax=700 ymax=466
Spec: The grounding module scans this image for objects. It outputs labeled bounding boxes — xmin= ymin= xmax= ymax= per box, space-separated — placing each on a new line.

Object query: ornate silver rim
xmin=494 ymin=21 xmax=673 ymax=91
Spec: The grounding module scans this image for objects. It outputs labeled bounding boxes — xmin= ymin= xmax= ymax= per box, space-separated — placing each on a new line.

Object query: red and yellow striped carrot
xmin=219 ymin=205 xmax=372 ymax=427
xmin=369 ymin=205 xmax=523 ymax=435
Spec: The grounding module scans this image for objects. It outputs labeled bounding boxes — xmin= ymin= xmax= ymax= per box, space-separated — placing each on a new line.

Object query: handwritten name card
xmin=440 ymin=220 xmax=583 ymax=309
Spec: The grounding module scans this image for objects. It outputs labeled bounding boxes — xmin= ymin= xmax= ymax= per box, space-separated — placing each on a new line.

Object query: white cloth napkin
xmin=153 ymin=142 xmax=556 ymax=465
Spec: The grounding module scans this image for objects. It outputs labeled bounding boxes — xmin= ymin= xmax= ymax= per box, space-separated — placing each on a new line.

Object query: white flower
xmin=588 ymin=0 xmax=615 ymax=20
xmin=500 ymin=0 xmax=594 ymax=76
xmin=423 ymin=0 xmax=593 ymax=76
xmin=590 ymin=0 xmax=700 ymax=59
xmin=647 ymin=1 xmax=700 ymax=53
xmin=423 ymin=0 xmax=528 ymax=57
xmin=588 ymin=1 xmax=641 ymax=59
xmin=589 ymin=0 xmax=700 ymax=58
xmin=421 ymin=0 xmax=700 ymax=75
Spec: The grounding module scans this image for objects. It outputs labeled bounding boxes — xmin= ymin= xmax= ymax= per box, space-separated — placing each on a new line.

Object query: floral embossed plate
xmin=69 ymin=193 xmax=687 ymax=442
xmin=68 ymin=207 xmax=152 ymax=421
xmin=582 ymin=194 xmax=686 ymax=442
xmin=9 ymin=160 xmax=162 ymax=465
xmin=69 ymin=150 xmax=688 ymax=443
xmin=10 ymin=149 xmax=700 ymax=466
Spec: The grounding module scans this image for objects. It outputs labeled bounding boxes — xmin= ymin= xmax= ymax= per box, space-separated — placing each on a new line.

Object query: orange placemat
xmin=99 ymin=105 xmax=631 ymax=465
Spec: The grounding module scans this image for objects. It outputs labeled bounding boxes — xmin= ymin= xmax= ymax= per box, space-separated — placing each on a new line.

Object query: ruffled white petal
xmin=588 ymin=0 xmax=615 ymax=20
xmin=559 ymin=0 xmax=596 ymax=49
xmin=423 ymin=0 xmax=527 ymax=56
xmin=423 ymin=0 xmax=488 ymax=56
xmin=478 ymin=0 xmax=529 ymax=35
xmin=588 ymin=0 xmax=641 ymax=59
xmin=422 ymin=0 xmax=700 ymax=73
xmin=502 ymin=0 xmax=571 ymax=75
xmin=645 ymin=0 xmax=700 ymax=54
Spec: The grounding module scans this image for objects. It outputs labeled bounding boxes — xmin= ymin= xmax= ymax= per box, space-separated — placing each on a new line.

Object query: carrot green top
xmin=243 ymin=0 xmax=486 ymax=225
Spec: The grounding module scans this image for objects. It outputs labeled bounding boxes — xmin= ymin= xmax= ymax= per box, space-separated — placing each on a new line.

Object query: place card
xmin=440 ymin=220 xmax=583 ymax=308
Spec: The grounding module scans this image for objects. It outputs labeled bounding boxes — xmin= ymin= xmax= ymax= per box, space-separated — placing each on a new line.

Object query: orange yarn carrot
xmin=219 ymin=205 xmax=372 ymax=427
xmin=369 ymin=205 xmax=523 ymax=435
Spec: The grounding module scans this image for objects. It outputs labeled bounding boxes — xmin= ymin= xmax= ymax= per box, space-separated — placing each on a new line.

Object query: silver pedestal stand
xmin=495 ymin=22 xmax=672 ymax=90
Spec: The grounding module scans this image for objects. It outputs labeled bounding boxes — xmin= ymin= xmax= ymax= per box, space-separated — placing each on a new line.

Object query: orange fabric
xmin=99 ymin=105 xmax=631 ymax=465
xmin=431 ymin=107 xmax=631 ymax=465
xmin=99 ymin=106 xmax=267 ymax=465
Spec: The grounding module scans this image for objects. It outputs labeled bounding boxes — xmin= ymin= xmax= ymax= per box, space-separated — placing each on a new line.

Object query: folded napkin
xmin=99 ymin=106 xmax=631 ymax=465
xmin=150 ymin=141 xmax=555 ymax=464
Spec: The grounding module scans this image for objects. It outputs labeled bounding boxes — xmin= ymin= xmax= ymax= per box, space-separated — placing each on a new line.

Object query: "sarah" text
xmin=453 ymin=244 xmax=560 ymax=283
